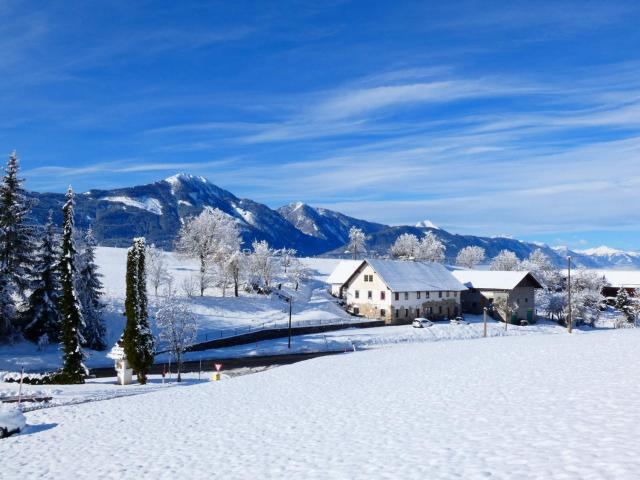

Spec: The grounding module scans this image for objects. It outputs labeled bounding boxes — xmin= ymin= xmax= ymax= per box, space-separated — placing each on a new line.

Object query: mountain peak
xmin=576 ymin=245 xmax=626 ymax=256
xmin=164 ymin=173 xmax=209 ymax=186
xmin=415 ymin=219 xmax=439 ymax=229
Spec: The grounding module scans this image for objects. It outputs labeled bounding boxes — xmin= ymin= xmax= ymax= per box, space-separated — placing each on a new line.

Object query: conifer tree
xmin=0 ymin=151 xmax=36 ymax=339
xmin=23 ymin=211 xmax=61 ymax=343
xmin=123 ymin=237 xmax=154 ymax=384
xmin=58 ymin=187 xmax=86 ymax=383
xmin=615 ymin=287 xmax=634 ymax=323
xmin=0 ymin=274 xmax=16 ymax=341
xmin=78 ymin=227 xmax=106 ymax=350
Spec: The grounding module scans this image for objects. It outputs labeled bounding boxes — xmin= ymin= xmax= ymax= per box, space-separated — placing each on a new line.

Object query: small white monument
xmin=108 ymin=341 xmax=132 ymax=385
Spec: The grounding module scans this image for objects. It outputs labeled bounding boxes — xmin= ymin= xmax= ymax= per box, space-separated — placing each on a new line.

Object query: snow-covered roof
xmin=327 ymin=260 xmax=364 ymax=285
xmin=363 ymin=259 xmax=467 ymax=292
xmin=598 ymin=270 xmax=640 ymax=288
xmin=451 ymin=270 xmax=542 ymax=290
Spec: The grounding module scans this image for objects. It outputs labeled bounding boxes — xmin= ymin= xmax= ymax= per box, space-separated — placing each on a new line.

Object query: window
xmin=454 ymin=292 xmax=457 ymax=298
xmin=446 ymin=291 xmax=450 ymax=298
xmin=354 ymin=307 xmax=359 ymax=315
xmin=395 ymin=308 xmax=399 ymax=318
xmin=438 ymin=291 xmax=442 ymax=298
xmin=439 ymin=306 xmax=443 ymax=314
xmin=405 ymin=309 xmax=409 ymax=317
xmin=380 ymin=309 xmax=386 ymax=317
xmin=394 ymin=292 xmax=399 ymax=301
xmin=380 ymin=291 xmax=386 ymax=300
xmin=404 ymin=292 xmax=409 ymax=300
xmin=355 ymin=290 xmax=359 ymax=299
xmin=426 ymin=291 xmax=430 ymax=299
xmin=368 ymin=291 xmax=372 ymax=300
xmin=417 ymin=292 xmax=421 ymax=299
xmin=364 ymin=274 xmax=373 ymax=282
xmin=525 ymin=297 xmax=528 ymax=303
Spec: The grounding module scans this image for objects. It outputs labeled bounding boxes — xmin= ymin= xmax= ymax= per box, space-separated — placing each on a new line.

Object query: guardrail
xmin=155 ymin=317 xmax=384 ymax=354
xmin=184 ymin=318 xmax=385 ymax=352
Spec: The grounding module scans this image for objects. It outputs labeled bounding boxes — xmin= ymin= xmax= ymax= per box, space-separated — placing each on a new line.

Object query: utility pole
xmin=567 ymin=256 xmax=572 ymax=334
xmin=288 ymin=296 xmax=293 ymax=349
xmin=483 ymin=307 xmax=488 ymax=338
xmin=505 ymin=304 xmax=509 ymax=331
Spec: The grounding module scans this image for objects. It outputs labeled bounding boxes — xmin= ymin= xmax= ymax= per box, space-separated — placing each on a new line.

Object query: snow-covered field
xmin=0 ymin=249 xmax=351 ymax=371
xmin=1 ymin=247 xmax=629 ymax=373
xmin=2 ymin=329 xmax=639 ymax=479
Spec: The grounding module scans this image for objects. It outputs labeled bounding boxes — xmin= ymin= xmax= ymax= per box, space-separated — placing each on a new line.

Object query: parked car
xmin=412 ymin=317 xmax=434 ymax=328
xmin=450 ymin=316 xmax=469 ymax=325
xmin=0 ymin=405 xmax=26 ymax=439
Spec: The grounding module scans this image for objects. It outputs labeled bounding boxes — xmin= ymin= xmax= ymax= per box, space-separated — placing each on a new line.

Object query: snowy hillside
xmin=278 ymin=202 xmax=386 ymax=249
xmin=3 ymin=330 xmax=640 ymax=478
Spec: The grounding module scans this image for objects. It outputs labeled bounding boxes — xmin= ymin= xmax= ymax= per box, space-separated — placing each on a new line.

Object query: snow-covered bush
xmin=2 ymin=371 xmax=57 ymax=385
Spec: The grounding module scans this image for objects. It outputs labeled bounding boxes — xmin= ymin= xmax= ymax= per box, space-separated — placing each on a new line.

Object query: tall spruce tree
xmin=123 ymin=237 xmax=154 ymax=384
xmin=0 ymin=151 xmax=36 ymax=340
xmin=78 ymin=227 xmax=106 ymax=350
xmin=23 ymin=211 xmax=61 ymax=343
xmin=58 ymin=187 xmax=86 ymax=383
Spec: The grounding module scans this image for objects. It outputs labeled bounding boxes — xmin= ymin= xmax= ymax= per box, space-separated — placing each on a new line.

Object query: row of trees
xmin=0 ymin=153 xmax=105 ymax=352
xmin=157 ymin=208 xmax=310 ymax=298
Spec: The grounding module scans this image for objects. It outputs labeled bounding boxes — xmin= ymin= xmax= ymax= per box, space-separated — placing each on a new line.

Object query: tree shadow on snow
xmin=21 ymin=423 xmax=58 ymax=436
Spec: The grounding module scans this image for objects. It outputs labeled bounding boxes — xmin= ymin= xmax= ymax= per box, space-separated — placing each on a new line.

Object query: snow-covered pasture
xmin=3 ymin=329 xmax=640 ymax=478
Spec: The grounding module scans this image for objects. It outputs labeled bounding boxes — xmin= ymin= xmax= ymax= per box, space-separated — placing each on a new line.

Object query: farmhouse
xmin=341 ymin=259 xmax=467 ymax=324
xmin=327 ymin=260 xmax=362 ymax=298
xmin=451 ymin=270 xmax=542 ymax=323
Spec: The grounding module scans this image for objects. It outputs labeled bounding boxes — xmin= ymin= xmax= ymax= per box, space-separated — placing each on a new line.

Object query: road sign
xmin=214 ymin=363 xmax=222 ymax=372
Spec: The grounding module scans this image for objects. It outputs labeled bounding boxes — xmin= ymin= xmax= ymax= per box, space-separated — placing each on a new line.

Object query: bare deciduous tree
xmin=456 ymin=246 xmax=486 ymax=269
xmin=155 ymin=291 xmax=197 ymax=382
xmin=146 ymin=244 xmax=169 ymax=296
xmin=175 ymin=208 xmax=240 ymax=296
xmin=348 ymin=227 xmax=366 ymax=260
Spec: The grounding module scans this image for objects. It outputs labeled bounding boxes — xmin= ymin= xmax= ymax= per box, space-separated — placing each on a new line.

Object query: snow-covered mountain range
xmin=26 ymin=174 xmax=639 ymax=268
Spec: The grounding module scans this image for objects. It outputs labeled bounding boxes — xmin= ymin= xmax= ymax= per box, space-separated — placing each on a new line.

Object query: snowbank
xmin=0 ymin=405 xmax=26 ymax=437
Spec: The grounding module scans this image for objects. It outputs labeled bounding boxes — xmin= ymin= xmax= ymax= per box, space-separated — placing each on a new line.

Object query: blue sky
xmin=2 ymin=1 xmax=640 ymax=250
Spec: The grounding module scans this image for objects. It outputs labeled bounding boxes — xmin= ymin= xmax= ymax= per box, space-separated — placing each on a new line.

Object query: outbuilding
xmin=451 ymin=270 xmax=542 ymax=323
xmin=327 ymin=260 xmax=363 ymax=298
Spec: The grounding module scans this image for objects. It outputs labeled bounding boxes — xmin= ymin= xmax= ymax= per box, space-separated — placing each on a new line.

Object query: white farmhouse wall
xmin=345 ymin=264 xmax=392 ymax=321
